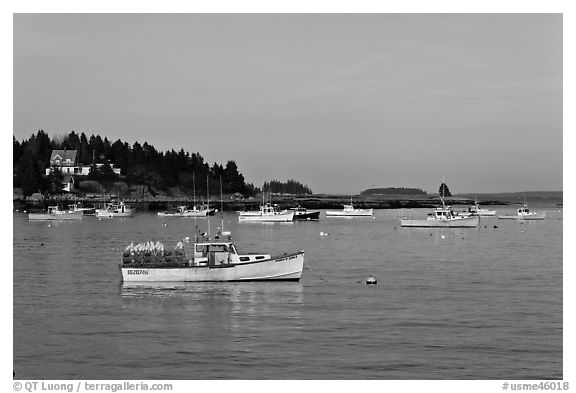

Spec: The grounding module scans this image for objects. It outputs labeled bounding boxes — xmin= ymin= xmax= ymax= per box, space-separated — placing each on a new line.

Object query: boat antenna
xmin=441 ymin=176 xmax=446 ymax=207
xmin=193 ymin=172 xmax=197 ymax=242
xmin=220 ymin=175 xmax=224 ymax=233
xmin=207 ymin=174 xmax=211 ymax=239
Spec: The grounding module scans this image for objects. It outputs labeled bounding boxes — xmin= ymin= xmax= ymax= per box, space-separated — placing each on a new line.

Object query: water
xmin=13 ymin=206 xmax=563 ymax=379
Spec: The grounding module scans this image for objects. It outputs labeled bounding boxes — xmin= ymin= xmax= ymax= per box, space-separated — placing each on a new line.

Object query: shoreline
xmin=13 ymin=193 xmax=512 ymax=211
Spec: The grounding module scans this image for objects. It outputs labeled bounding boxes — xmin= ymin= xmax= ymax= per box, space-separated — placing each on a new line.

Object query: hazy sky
xmin=13 ymin=13 xmax=563 ymax=194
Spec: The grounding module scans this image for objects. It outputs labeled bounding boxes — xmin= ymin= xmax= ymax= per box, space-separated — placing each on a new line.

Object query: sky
xmin=13 ymin=13 xmax=563 ymax=194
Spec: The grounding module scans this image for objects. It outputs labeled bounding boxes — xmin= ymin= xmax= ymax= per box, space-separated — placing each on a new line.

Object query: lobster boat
xmin=120 ymin=238 xmax=304 ymax=282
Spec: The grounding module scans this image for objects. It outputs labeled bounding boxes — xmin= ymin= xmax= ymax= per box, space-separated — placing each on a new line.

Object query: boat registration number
xmin=276 ymin=255 xmax=298 ymax=263
xmin=127 ymin=269 xmax=149 ymax=275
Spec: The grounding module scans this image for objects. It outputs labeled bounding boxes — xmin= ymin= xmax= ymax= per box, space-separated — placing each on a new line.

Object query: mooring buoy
xmin=366 ymin=275 xmax=377 ymax=285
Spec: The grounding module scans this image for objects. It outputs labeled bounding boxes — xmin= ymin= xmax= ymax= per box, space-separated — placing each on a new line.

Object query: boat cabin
xmin=518 ymin=207 xmax=530 ymax=215
xmin=428 ymin=206 xmax=457 ymax=220
xmin=260 ymin=203 xmax=282 ymax=214
xmin=468 ymin=204 xmax=480 ymax=213
xmin=47 ymin=206 xmax=63 ymax=214
xmin=192 ymin=241 xmax=271 ymax=266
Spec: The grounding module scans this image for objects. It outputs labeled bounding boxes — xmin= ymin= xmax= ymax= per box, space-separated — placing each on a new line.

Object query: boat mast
xmin=193 ymin=172 xmax=197 ymax=242
xmin=220 ymin=175 xmax=224 ymax=233
xmin=207 ymin=175 xmax=211 ymax=238
xmin=441 ymin=176 xmax=446 ymax=207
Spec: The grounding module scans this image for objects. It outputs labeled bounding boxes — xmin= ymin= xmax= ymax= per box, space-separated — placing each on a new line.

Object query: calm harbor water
xmin=13 ymin=206 xmax=563 ymax=379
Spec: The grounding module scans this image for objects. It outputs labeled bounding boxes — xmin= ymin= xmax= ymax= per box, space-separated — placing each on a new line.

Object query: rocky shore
xmin=13 ymin=193 xmax=509 ymax=212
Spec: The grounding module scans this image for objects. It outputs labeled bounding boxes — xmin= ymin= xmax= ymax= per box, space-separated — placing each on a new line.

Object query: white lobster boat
xmin=157 ymin=205 xmax=216 ymax=217
xmin=28 ymin=205 xmax=83 ymax=220
xmin=498 ymin=205 xmax=545 ymax=220
xmin=95 ymin=202 xmax=134 ymax=218
xmin=120 ymin=239 xmax=304 ymax=282
xmin=458 ymin=202 xmax=496 ymax=217
xmin=325 ymin=203 xmax=373 ymax=217
xmin=400 ymin=204 xmax=479 ymax=228
xmin=238 ymin=203 xmax=294 ymax=222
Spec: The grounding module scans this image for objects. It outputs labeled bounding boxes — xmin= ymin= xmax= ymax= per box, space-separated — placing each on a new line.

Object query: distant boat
xmin=68 ymin=203 xmax=96 ymax=216
xmin=157 ymin=205 xmax=216 ymax=217
xmin=458 ymin=201 xmax=496 ymax=217
xmin=290 ymin=206 xmax=320 ymax=220
xmin=239 ymin=203 xmax=294 ymax=222
xmin=120 ymin=239 xmax=304 ymax=282
xmin=326 ymin=202 xmax=373 ymax=217
xmin=28 ymin=205 xmax=83 ymax=221
xmin=95 ymin=202 xmax=134 ymax=218
xmin=498 ymin=205 xmax=545 ymax=220
xmin=400 ymin=203 xmax=479 ymax=228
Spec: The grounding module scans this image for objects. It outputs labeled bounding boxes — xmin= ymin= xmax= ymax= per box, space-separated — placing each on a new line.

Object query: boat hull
xmin=28 ymin=212 xmax=83 ymax=220
xmin=238 ymin=212 xmax=294 ymax=222
xmin=325 ymin=209 xmax=373 ymax=217
xmin=157 ymin=211 xmax=213 ymax=217
xmin=293 ymin=211 xmax=321 ymax=220
xmin=400 ymin=216 xmax=479 ymax=228
xmin=121 ymin=251 xmax=304 ymax=282
xmin=498 ymin=212 xmax=546 ymax=220
xmin=96 ymin=210 xmax=134 ymax=218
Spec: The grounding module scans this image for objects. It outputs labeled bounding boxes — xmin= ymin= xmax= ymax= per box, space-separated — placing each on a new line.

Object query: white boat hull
xmin=238 ymin=211 xmax=294 ymax=222
xmin=325 ymin=209 xmax=373 ymax=217
xmin=28 ymin=212 xmax=83 ymax=220
xmin=96 ymin=210 xmax=134 ymax=218
xmin=498 ymin=212 xmax=546 ymax=220
xmin=121 ymin=251 xmax=304 ymax=282
xmin=158 ymin=211 xmax=211 ymax=217
xmin=400 ymin=216 xmax=479 ymax=228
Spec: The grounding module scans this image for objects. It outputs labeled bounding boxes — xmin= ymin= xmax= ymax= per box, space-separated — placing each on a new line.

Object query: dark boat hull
xmin=293 ymin=211 xmax=320 ymax=220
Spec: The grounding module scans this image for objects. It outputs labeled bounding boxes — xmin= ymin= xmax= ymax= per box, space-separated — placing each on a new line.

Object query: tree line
xmin=361 ymin=187 xmax=427 ymax=196
xmin=262 ymin=179 xmax=313 ymax=195
xmin=13 ymin=130 xmax=259 ymax=197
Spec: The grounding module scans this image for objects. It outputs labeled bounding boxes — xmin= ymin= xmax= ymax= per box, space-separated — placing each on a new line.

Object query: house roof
xmin=51 ymin=150 xmax=77 ymax=163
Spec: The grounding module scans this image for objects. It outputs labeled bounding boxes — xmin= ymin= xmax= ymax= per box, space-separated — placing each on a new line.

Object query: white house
xmin=45 ymin=149 xmax=121 ymax=176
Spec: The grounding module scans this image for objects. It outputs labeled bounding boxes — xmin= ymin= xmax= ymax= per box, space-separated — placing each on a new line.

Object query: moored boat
xmin=400 ymin=204 xmax=479 ymax=228
xmin=120 ymin=238 xmax=304 ymax=282
xmin=68 ymin=203 xmax=96 ymax=216
xmin=95 ymin=202 xmax=134 ymax=218
xmin=458 ymin=202 xmax=496 ymax=217
xmin=28 ymin=205 xmax=83 ymax=221
xmin=157 ymin=204 xmax=216 ymax=217
xmin=325 ymin=203 xmax=373 ymax=217
xmin=290 ymin=206 xmax=320 ymax=220
xmin=498 ymin=205 xmax=545 ymax=220
xmin=238 ymin=203 xmax=294 ymax=222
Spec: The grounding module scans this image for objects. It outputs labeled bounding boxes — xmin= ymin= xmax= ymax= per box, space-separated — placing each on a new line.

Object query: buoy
xmin=40 ymin=243 xmax=45 ymax=246
xmin=441 ymin=235 xmax=445 ymax=239
xmin=47 ymin=224 xmax=51 ymax=227
xmin=494 ymin=225 xmax=498 ymax=229
xmin=366 ymin=275 xmax=377 ymax=285
xmin=320 ymin=232 xmax=329 ymax=236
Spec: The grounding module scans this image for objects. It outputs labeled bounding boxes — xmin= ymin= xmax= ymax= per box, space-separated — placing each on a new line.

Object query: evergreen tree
xmin=439 ymin=182 xmax=452 ymax=197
